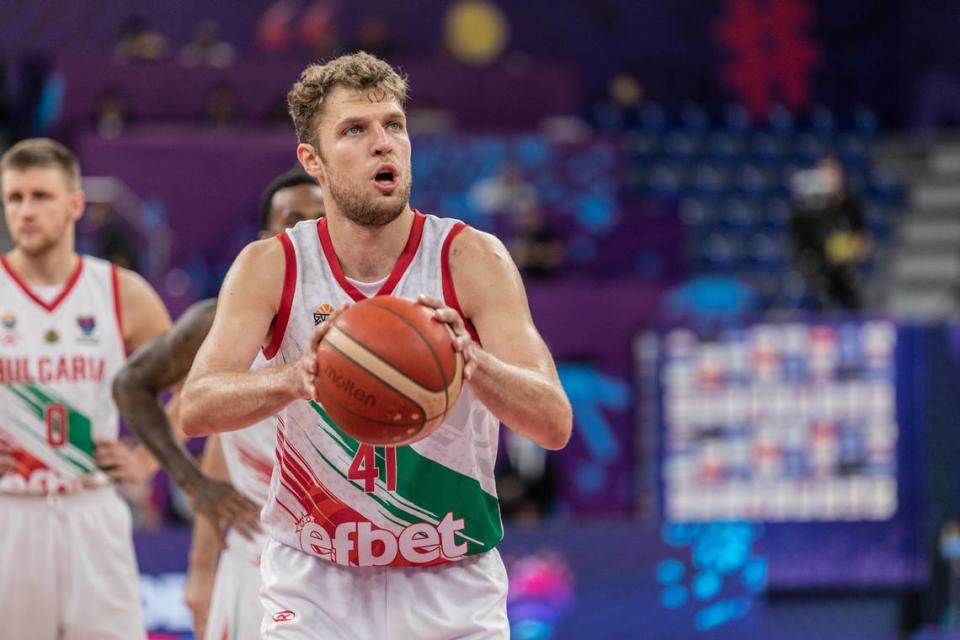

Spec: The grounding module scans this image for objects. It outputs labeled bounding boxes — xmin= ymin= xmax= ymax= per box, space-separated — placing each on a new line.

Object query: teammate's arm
xmin=184 ymin=433 xmax=231 ymax=640
xmin=180 ymin=238 xmax=332 ymax=436
xmin=95 ymin=267 xmax=174 ymax=484
xmin=420 ymin=228 xmax=572 ymax=450
xmin=112 ymin=299 xmax=260 ymax=536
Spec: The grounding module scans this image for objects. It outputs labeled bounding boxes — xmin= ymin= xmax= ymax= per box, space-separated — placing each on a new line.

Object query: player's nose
xmin=370 ymin=124 xmax=393 ymax=156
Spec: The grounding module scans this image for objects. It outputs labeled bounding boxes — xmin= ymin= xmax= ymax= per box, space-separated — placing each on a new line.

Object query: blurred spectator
xmin=468 ymin=162 xmax=540 ymax=219
xmin=495 ymin=431 xmax=557 ymax=523
xmin=88 ymin=202 xmax=139 ymax=271
xmin=300 ymin=0 xmax=339 ymax=58
xmin=113 ymin=16 xmax=169 ymax=63
xmin=179 ymin=20 xmax=236 ymax=68
xmin=354 ymin=17 xmax=395 ymax=59
xmin=508 ymin=204 xmax=565 ymax=279
xmin=94 ymin=87 xmax=126 ymax=138
xmin=789 ymin=156 xmax=871 ymax=311
xmin=205 ymin=82 xmax=237 ymax=128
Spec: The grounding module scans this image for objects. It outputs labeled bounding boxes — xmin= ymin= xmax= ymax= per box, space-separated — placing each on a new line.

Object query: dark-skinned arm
xmin=112 ymin=298 xmax=260 ymax=539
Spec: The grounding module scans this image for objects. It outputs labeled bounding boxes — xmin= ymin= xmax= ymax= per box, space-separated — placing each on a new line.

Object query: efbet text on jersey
xmin=298 ymin=512 xmax=468 ymax=566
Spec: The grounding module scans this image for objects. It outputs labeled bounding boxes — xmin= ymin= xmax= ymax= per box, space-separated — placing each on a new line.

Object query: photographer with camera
xmin=789 ymin=156 xmax=871 ymax=311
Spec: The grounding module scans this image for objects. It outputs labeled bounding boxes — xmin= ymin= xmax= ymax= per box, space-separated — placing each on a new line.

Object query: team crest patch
xmin=314 ymin=303 xmax=335 ymax=325
xmin=44 ymin=329 xmax=59 ymax=344
xmin=77 ymin=316 xmax=96 ymax=336
xmin=1 ymin=312 xmax=15 ymax=329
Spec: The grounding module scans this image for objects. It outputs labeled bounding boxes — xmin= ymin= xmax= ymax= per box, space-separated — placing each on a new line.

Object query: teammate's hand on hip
xmin=188 ymin=477 xmax=261 ymax=543
xmin=417 ymin=294 xmax=479 ymax=380
xmin=94 ymin=438 xmax=153 ymax=486
xmin=295 ymin=301 xmax=350 ymax=400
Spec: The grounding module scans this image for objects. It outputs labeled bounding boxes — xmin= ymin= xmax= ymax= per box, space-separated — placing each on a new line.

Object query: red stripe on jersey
xmin=263 ymin=232 xmax=297 ymax=359
xmin=0 ymin=254 xmax=84 ymax=313
xmin=110 ymin=264 xmax=127 ymax=356
xmin=440 ymin=223 xmax=481 ymax=344
xmin=233 ymin=442 xmax=273 ymax=486
xmin=8 ymin=445 xmax=51 ymax=478
xmin=316 ymin=210 xmax=426 ymax=302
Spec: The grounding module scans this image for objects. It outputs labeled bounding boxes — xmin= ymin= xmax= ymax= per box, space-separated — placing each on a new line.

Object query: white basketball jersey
xmin=0 ymin=255 xmax=126 ymax=495
xmin=261 ymin=211 xmax=502 ymax=568
xmin=220 ymin=352 xmax=276 ymax=507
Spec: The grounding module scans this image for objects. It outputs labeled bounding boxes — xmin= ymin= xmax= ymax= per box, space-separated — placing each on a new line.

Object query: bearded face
xmin=308 ymin=86 xmax=414 ymax=227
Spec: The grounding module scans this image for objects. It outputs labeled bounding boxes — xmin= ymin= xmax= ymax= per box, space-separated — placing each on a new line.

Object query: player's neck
xmin=326 ymin=207 xmax=415 ymax=281
xmin=5 ymin=244 xmax=80 ymax=287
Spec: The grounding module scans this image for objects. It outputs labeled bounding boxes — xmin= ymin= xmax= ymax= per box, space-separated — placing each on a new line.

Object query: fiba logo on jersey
xmin=1 ymin=312 xmax=15 ymax=330
xmin=314 ymin=303 xmax=335 ymax=325
xmin=44 ymin=329 xmax=59 ymax=344
xmin=76 ymin=316 xmax=98 ymax=344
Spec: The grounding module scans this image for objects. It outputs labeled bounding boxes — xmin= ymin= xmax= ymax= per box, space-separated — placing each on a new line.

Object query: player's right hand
xmin=296 ymin=302 xmax=350 ymax=400
xmin=187 ymin=477 xmax=261 ymax=544
xmin=184 ymin=564 xmax=216 ymax=640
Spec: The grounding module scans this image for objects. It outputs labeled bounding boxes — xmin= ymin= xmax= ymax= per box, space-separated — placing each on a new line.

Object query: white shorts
xmin=260 ymin=539 xmax=509 ymax=639
xmin=205 ymin=528 xmax=266 ymax=640
xmin=0 ymin=486 xmax=146 ymax=640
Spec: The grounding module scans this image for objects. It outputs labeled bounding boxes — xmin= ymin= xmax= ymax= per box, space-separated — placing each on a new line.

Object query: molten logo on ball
xmin=325 ymin=364 xmax=376 ymax=407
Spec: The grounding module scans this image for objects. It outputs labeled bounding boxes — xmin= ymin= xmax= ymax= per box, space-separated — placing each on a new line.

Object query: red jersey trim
xmin=263 ymin=232 xmax=297 ymax=360
xmin=0 ymin=254 xmax=84 ymax=313
xmin=110 ymin=264 xmax=128 ymax=356
xmin=316 ymin=210 xmax=426 ymax=302
xmin=440 ymin=223 xmax=481 ymax=344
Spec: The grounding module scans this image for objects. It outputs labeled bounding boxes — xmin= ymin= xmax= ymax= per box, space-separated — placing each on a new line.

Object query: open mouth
xmin=372 ymin=164 xmax=400 ymax=193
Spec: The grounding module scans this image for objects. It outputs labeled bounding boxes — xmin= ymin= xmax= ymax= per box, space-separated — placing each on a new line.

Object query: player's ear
xmin=70 ymin=189 xmax=86 ymax=222
xmin=297 ymin=143 xmax=325 ymax=183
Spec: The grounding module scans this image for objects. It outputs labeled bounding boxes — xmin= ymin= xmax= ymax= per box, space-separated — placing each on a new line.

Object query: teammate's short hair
xmin=259 ymin=167 xmax=320 ymax=231
xmin=287 ymin=51 xmax=408 ymax=150
xmin=0 ymin=138 xmax=81 ymax=190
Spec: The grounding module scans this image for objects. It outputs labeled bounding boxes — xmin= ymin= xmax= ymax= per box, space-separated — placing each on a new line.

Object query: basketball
xmin=313 ymin=296 xmax=464 ymax=446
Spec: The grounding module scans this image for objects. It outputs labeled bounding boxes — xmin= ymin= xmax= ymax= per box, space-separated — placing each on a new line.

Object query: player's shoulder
xmin=236 ymin=234 xmax=287 ymax=266
xmin=449 ymin=225 xmax=511 ymax=268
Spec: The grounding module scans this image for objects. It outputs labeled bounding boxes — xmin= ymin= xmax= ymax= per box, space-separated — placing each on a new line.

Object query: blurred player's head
xmin=259 ymin=168 xmax=325 ymax=238
xmin=289 ymin=51 xmax=412 ymax=227
xmin=1 ymin=138 xmax=85 ymax=257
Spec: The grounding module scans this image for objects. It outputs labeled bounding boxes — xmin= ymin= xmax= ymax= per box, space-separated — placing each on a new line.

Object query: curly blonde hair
xmin=288 ymin=51 xmax=408 ymax=149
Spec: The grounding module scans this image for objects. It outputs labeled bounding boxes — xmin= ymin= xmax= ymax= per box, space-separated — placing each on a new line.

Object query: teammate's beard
xmin=15 ymin=219 xmax=72 ymax=257
xmin=323 ymin=168 xmax=412 ymax=227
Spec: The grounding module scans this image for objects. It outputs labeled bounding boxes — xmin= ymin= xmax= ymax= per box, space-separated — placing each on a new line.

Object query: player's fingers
xmin=464 ymin=358 xmax=478 ymax=381
xmin=417 ymin=294 xmax=443 ymax=309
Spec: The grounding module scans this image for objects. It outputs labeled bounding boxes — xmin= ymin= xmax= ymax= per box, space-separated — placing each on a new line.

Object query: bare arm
xmin=95 ymin=267 xmax=173 ymax=484
xmin=111 ymin=299 xmax=260 ymax=537
xmin=180 ymin=238 xmax=326 ymax=436
xmin=421 ymin=229 xmax=572 ymax=450
xmin=184 ymin=433 xmax=231 ymax=640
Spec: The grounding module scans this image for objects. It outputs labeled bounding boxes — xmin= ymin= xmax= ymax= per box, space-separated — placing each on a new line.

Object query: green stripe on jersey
xmin=308 ymin=401 xmax=503 ymax=554
xmin=7 ymin=384 xmax=97 ymax=472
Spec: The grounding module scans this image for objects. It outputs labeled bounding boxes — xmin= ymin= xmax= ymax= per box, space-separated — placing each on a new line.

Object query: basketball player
xmin=0 ymin=138 xmax=172 ymax=639
xmin=180 ymin=52 xmax=573 ymax=639
xmin=112 ymin=168 xmax=325 ymax=640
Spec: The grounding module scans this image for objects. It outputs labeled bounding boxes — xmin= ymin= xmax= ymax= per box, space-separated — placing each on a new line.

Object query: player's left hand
xmin=417 ymin=295 xmax=480 ymax=380
xmin=94 ymin=438 xmax=154 ymax=486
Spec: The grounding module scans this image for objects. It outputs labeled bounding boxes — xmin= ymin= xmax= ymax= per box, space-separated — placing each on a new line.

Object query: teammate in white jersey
xmin=113 ymin=168 xmax=325 ymax=640
xmin=181 ymin=52 xmax=573 ymax=639
xmin=0 ymin=138 xmax=172 ymax=639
